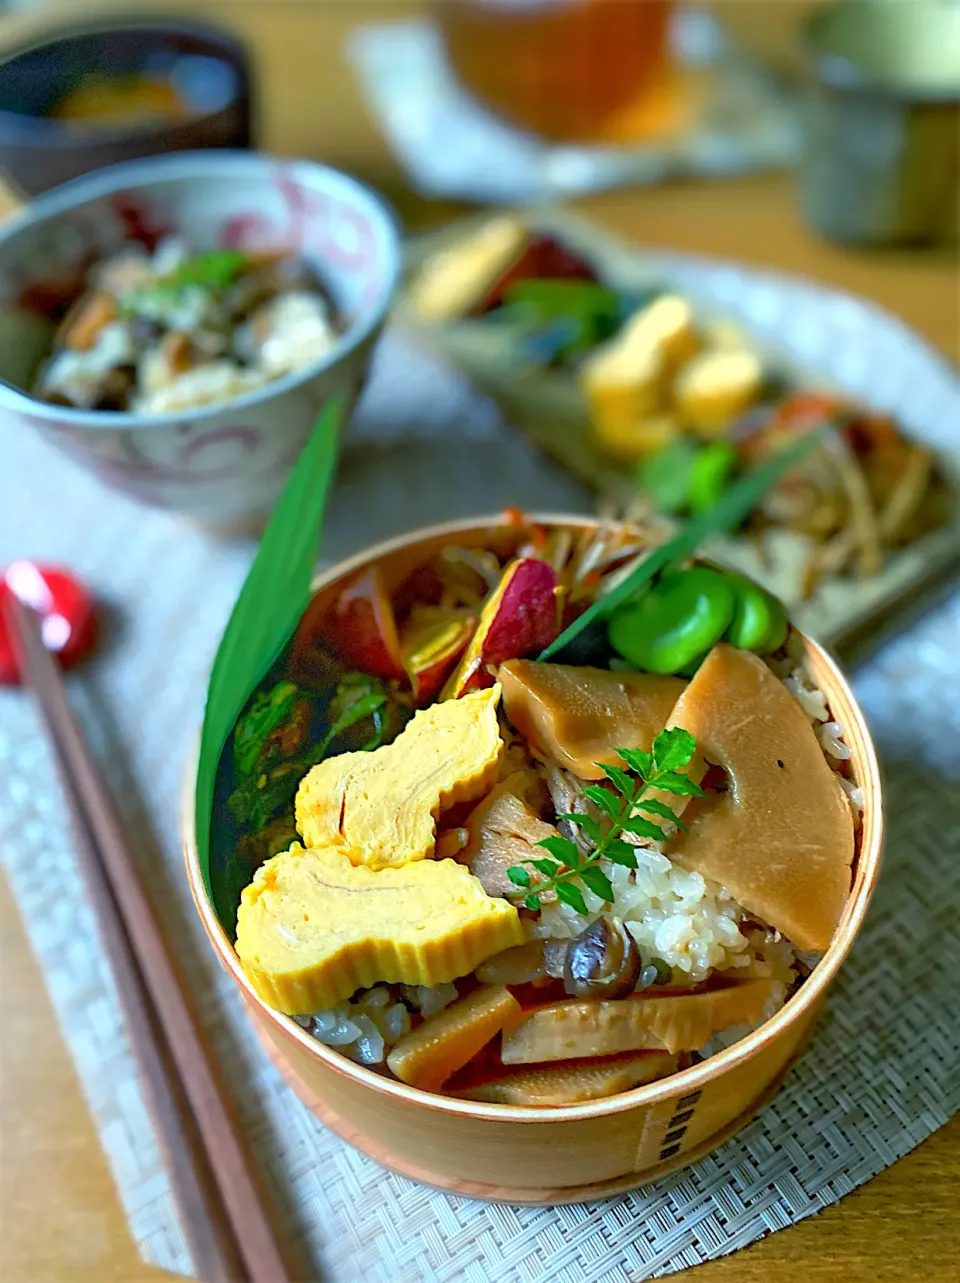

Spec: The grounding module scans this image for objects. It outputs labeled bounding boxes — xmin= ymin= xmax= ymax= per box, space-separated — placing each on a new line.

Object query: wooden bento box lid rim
xmin=182 ymin=512 xmax=884 ymax=1124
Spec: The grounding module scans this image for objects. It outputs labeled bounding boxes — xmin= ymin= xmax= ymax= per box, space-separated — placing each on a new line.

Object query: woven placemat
xmin=1 ymin=332 xmax=958 ymax=1282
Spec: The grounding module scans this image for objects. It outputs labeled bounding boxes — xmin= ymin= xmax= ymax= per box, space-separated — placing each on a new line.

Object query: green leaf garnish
xmin=506 ymin=727 xmax=704 ymax=915
xmin=652 ymin=726 xmax=697 ymax=774
xmin=195 ymin=397 xmax=343 ymax=910
xmin=598 ymin=762 xmax=633 ymax=799
xmin=580 ymin=864 xmax=615 ymax=903
xmin=556 ymin=810 xmax=606 ymax=844
xmin=167 ymin=249 xmax=251 ymax=292
xmin=555 ymin=881 xmax=589 ymax=916
xmin=581 ymin=786 xmax=620 ymax=820
xmin=232 ymin=680 xmax=299 ymax=779
xmin=318 ymin=675 xmax=388 ymax=757
xmin=537 ymin=426 xmax=829 ymax=662
xmin=123 ymin=249 xmax=252 ymax=317
xmin=616 ymin=747 xmax=652 ymax=777
xmin=635 ymin=797 xmax=687 ymax=827
xmin=537 ymin=833 xmax=579 ymax=865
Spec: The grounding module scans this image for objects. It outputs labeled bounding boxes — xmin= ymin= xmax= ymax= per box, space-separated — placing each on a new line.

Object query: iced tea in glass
xmin=438 ymin=0 xmax=679 ymax=144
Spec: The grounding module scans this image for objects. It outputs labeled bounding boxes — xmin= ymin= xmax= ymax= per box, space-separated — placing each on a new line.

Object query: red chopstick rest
xmin=0 ymin=562 xmax=98 ymax=685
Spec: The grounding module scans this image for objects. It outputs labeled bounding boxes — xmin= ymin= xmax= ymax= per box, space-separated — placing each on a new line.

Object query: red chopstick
xmin=5 ymin=594 xmax=296 ymax=1283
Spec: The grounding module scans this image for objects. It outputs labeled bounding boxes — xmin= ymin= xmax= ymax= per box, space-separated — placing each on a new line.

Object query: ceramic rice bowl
xmin=0 ymin=151 xmax=400 ymax=529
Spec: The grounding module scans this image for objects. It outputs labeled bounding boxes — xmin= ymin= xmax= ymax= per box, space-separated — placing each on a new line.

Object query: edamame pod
xmin=688 ymin=441 xmax=738 ymax=514
xmin=608 ymin=568 xmax=734 ymax=675
xmin=724 ymin=575 xmax=788 ymax=653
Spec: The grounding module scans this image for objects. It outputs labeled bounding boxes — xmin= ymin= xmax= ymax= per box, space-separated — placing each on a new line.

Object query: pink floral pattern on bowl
xmin=0 ymin=152 xmax=400 ymax=527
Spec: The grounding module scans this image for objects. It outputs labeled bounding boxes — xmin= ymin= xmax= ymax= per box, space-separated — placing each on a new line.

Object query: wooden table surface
xmin=1 ymin=4 xmax=957 ymax=1282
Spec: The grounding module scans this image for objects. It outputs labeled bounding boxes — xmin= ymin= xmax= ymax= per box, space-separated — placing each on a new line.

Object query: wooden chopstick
xmin=45 ymin=731 xmax=246 ymax=1282
xmin=5 ymin=594 xmax=295 ymax=1283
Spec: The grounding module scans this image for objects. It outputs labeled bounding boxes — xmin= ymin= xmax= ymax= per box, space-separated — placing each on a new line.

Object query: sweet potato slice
xmin=387 ymin=985 xmax=522 ymax=1091
xmin=500 ymin=980 xmax=775 ymax=1063
xmin=443 ymin=559 xmax=560 ymax=698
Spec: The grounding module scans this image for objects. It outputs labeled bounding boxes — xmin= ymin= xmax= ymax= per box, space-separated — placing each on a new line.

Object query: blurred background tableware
xmin=2 ymin=3 xmax=960 ymax=1282
xmin=799 ymin=0 xmax=960 ymax=246
xmin=0 ymin=150 xmax=401 ymax=532
xmin=436 ymin=0 xmax=681 ymax=144
xmin=348 ymin=1 xmax=804 ymax=202
xmin=398 ymin=207 xmax=960 ymax=654
xmin=0 ymin=16 xmax=253 ymax=196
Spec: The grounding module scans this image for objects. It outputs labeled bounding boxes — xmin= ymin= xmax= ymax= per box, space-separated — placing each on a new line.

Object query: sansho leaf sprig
xmin=506 ymin=727 xmax=705 ymax=916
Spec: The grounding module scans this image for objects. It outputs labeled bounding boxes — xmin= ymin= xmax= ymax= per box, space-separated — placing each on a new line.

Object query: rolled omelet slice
xmin=408 ymin=217 xmax=527 ymax=321
xmin=296 ymin=684 xmax=503 ymax=870
xmin=236 ymin=843 xmax=524 ymax=1014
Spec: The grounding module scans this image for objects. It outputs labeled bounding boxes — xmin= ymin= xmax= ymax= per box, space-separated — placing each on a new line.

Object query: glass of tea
xmin=437 ymin=0 xmax=680 ymax=145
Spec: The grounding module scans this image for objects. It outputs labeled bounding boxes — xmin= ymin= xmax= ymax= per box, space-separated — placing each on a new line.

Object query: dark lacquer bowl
xmin=0 ymin=17 xmax=252 ymax=197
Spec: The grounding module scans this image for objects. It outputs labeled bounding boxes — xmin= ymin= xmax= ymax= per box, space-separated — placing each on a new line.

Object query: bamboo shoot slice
xmin=453 ymin=1051 xmax=679 ymax=1106
xmin=500 ymin=980 xmax=775 ymax=1064
xmin=387 ymin=985 xmax=522 ymax=1091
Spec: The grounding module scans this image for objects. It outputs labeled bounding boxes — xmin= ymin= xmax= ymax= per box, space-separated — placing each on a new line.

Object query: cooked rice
xmin=530 ymin=855 xmax=753 ymax=982
xmin=307 ymin=982 xmax=457 ymax=1064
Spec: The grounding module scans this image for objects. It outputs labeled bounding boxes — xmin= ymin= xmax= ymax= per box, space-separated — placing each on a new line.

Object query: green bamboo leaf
xmin=194 ymin=397 xmax=343 ymax=911
xmin=537 ymin=426 xmax=829 ymax=661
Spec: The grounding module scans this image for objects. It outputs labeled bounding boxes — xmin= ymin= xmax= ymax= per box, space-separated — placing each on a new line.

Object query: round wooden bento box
xmin=184 ymin=515 xmax=883 ymax=1203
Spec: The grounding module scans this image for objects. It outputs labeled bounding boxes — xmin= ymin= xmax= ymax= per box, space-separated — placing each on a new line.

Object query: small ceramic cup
xmin=800 ymin=0 xmax=960 ymax=246
xmin=183 ymin=514 xmax=884 ymax=1201
xmin=0 ymin=152 xmax=401 ymax=531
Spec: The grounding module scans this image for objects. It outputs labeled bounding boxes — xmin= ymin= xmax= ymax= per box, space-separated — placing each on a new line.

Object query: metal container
xmin=800 ymin=0 xmax=960 ymax=246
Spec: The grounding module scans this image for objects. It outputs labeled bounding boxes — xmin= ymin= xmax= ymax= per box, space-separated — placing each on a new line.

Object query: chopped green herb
xmin=317 ymin=675 xmax=388 ymax=757
xmin=122 ymin=249 xmax=252 ymax=318
xmin=506 ymin=727 xmax=704 ymax=914
xmin=233 ymin=680 xmax=299 ymax=779
xmin=227 ymin=673 xmax=388 ymax=833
